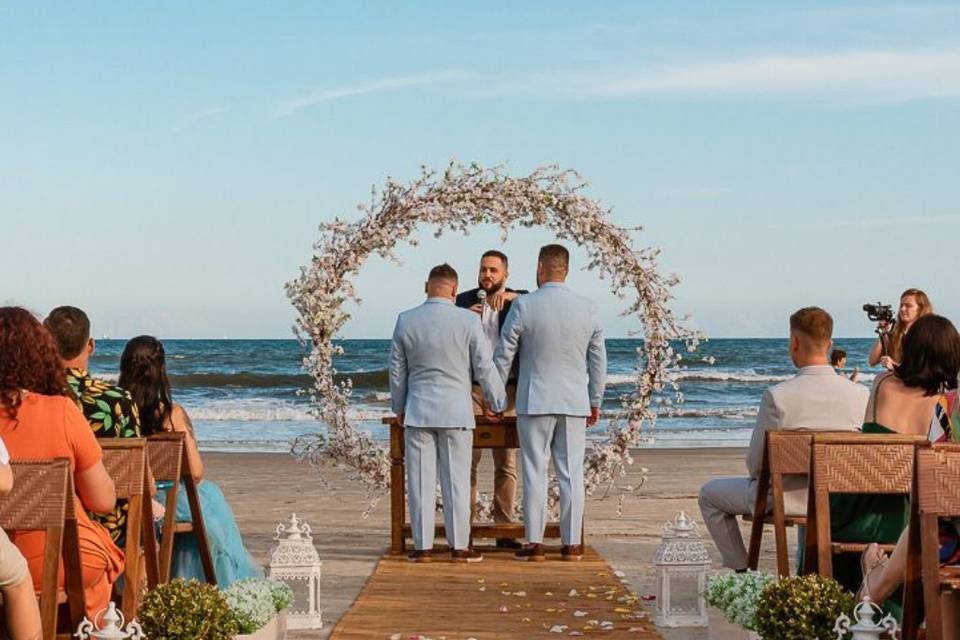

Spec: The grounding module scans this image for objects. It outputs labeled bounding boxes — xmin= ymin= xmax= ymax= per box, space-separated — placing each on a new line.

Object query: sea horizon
xmin=84 ymin=337 xmax=884 ymax=454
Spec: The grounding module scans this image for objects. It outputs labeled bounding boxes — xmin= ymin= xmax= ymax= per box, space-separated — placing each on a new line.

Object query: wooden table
xmin=384 ymin=416 xmax=567 ymax=553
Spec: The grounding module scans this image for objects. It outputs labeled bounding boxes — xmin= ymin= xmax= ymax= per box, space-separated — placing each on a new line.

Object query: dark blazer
xmin=456 ymin=286 xmax=528 ymax=383
xmin=455 ymin=287 xmax=529 ymax=331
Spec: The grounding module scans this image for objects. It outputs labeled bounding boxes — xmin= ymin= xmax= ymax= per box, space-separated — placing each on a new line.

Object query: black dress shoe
xmin=408 ymin=549 xmax=433 ymax=563
xmin=496 ymin=537 xmax=523 ymax=550
xmin=451 ymin=548 xmax=484 ymax=563
xmin=514 ymin=543 xmax=546 ymax=562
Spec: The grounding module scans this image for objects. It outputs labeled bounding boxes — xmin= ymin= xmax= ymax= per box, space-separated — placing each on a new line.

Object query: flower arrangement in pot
xmin=703 ymin=570 xmax=775 ymax=635
xmin=225 ymin=578 xmax=294 ymax=639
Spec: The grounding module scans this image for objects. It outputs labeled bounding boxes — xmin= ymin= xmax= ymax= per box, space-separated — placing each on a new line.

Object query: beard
xmin=479 ymin=277 xmax=506 ymax=296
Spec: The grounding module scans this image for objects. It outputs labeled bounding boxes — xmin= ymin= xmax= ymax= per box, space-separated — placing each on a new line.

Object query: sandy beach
xmin=206 ymin=446 xmax=788 ymax=640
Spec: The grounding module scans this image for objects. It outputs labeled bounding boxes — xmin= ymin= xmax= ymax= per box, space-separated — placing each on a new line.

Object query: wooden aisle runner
xmin=330 ymin=546 xmax=663 ymax=640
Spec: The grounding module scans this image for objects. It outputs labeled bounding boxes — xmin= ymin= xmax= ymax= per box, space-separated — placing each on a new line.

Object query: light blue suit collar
xmin=425 ymin=297 xmax=454 ymax=305
xmin=539 ymin=281 xmax=567 ymax=290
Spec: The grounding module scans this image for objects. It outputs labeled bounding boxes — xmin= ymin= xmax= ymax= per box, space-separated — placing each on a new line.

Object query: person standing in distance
xmin=455 ymin=250 xmax=528 ymax=549
xmin=389 ymin=264 xmax=506 ymax=563
xmin=494 ymin=244 xmax=606 ymax=562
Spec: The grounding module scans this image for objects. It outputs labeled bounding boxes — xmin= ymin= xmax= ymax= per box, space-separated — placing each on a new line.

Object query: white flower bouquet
xmin=703 ymin=570 xmax=774 ymax=631
xmin=225 ymin=578 xmax=293 ymax=634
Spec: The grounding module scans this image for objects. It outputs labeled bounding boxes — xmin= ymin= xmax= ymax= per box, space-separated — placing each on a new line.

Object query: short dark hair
xmin=428 ymin=263 xmax=458 ymax=283
xmin=830 ymin=349 xmax=847 ymax=366
xmin=895 ymin=314 xmax=960 ymax=395
xmin=481 ymin=250 xmax=508 ymax=268
xmin=43 ymin=306 xmax=91 ymax=360
xmin=789 ymin=307 xmax=833 ymax=344
xmin=538 ymin=244 xmax=569 ymax=272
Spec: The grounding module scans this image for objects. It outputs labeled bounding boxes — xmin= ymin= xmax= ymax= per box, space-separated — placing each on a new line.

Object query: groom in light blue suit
xmin=495 ymin=244 xmax=606 ymax=561
xmin=389 ymin=263 xmax=506 ymax=563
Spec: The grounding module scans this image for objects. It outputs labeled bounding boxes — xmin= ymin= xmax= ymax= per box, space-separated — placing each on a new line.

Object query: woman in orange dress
xmin=0 ymin=307 xmax=123 ymax=618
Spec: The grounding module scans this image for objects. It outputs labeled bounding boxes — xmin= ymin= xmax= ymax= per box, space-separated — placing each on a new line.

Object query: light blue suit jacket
xmin=389 ymin=297 xmax=506 ymax=428
xmin=494 ymin=282 xmax=606 ymax=417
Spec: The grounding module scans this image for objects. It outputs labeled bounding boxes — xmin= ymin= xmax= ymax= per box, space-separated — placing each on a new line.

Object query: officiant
xmin=455 ymin=250 xmax=528 ymax=549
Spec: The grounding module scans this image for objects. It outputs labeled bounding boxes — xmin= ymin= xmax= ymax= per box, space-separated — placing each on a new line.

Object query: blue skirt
xmin=156 ymin=480 xmax=263 ymax=588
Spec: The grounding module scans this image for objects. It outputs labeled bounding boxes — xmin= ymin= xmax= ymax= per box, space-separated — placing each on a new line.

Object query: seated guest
xmin=0 ymin=307 xmax=122 ymax=618
xmin=831 ymin=314 xmax=960 ymax=617
xmin=119 ymin=335 xmax=262 ymax=586
xmin=698 ymin=307 xmax=868 ymax=571
xmin=856 ymin=318 xmax=960 ymax=634
xmin=44 ymin=305 xmax=144 ymax=546
xmin=0 ymin=438 xmax=43 ymax=639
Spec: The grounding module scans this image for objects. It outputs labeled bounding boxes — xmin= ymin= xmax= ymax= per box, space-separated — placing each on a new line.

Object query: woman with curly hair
xmin=0 ymin=307 xmax=123 ymax=619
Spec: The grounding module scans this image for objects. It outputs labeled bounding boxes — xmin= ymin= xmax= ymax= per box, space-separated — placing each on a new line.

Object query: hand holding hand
xmin=486 ymin=290 xmax=518 ymax=312
xmin=587 ymin=406 xmax=600 ymax=427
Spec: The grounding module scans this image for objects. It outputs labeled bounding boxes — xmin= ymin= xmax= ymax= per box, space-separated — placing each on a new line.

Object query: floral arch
xmin=286 ymin=162 xmax=697 ymax=513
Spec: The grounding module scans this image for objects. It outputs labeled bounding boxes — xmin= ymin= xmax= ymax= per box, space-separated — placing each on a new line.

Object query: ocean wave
xmin=657 ymin=407 xmax=759 ymax=419
xmin=609 ymin=370 xmax=876 ymax=385
xmin=186 ymin=399 xmax=389 ymax=422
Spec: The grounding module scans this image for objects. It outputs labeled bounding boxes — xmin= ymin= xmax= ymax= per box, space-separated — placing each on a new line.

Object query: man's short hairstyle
xmin=789 ymin=307 xmax=833 ymax=344
xmin=538 ymin=244 xmax=569 ymax=273
xmin=481 ymin=250 xmax=508 ymax=268
xmin=428 ymin=263 xmax=458 ymax=284
xmin=44 ymin=306 xmax=91 ymax=360
xmin=830 ymin=349 xmax=847 ymax=366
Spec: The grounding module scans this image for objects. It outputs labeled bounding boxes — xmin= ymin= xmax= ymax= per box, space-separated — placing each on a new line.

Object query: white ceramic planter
xmin=234 ymin=609 xmax=287 ymax=640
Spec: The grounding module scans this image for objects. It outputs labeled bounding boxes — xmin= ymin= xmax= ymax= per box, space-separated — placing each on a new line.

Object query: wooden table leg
xmin=390 ymin=422 xmax=406 ymax=554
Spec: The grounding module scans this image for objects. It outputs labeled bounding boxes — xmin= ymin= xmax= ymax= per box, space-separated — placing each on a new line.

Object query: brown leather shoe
xmin=451 ymin=548 xmax=484 ymax=563
xmin=496 ymin=537 xmax=523 ymax=550
xmin=408 ymin=549 xmax=433 ymax=563
xmin=514 ymin=543 xmax=546 ymax=562
xmin=561 ymin=544 xmax=584 ymax=561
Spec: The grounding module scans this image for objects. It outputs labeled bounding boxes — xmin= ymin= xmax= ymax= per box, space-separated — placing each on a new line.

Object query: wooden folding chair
xmin=99 ymin=439 xmax=146 ymax=620
xmin=803 ymin=432 xmax=925 ymax=577
xmin=145 ymin=432 xmax=216 ymax=586
xmin=901 ymin=444 xmax=960 ymax=640
xmin=746 ymin=430 xmax=819 ymax=577
xmin=0 ymin=458 xmax=84 ymax=640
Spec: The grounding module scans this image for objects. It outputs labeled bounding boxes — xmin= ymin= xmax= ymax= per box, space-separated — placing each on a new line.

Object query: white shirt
xmin=0 ymin=436 xmax=9 ymax=465
xmin=480 ymin=301 xmax=500 ymax=349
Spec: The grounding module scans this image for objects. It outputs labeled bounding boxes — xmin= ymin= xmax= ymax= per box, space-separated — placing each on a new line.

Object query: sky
xmin=1 ymin=1 xmax=958 ymax=338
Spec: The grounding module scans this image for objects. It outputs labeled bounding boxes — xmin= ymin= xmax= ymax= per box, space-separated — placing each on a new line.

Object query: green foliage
xmin=754 ymin=574 xmax=855 ymax=640
xmin=139 ymin=579 xmax=239 ymax=639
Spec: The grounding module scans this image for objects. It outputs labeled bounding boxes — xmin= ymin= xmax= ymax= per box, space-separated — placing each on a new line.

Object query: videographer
xmin=868 ymin=288 xmax=932 ymax=370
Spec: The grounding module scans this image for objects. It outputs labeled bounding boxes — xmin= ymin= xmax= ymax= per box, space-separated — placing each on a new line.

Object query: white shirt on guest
xmin=480 ymin=300 xmax=500 ymax=348
xmin=0 ymin=436 xmax=9 ymax=465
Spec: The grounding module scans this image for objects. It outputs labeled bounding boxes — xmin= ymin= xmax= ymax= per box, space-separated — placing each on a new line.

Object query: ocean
xmin=87 ymin=338 xmax=879 ymax=452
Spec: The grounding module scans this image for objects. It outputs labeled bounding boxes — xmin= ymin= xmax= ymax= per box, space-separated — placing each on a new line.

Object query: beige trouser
xmin=0 ymin=527 xmax=27 ymax=589
xmin=469 ymin=385 xmax=517 ymax=524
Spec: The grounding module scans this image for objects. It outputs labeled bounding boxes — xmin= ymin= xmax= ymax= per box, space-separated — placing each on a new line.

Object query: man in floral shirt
xmin=44 ymin=306 xmax=142 ymax=544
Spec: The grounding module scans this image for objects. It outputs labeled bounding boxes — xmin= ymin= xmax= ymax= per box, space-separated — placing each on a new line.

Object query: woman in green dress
xmin=830 ymin=315 xmax=960 ymax=618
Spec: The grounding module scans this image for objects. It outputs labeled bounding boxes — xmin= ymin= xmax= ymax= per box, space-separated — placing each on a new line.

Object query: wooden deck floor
xmin=329 ymin=546 xmax=664 ymax=640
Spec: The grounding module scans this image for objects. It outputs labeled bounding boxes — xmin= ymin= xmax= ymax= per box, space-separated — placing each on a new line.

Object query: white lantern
xmin=74 ymin=601 xmax=144 ymax=639
xmin=833 ymin=596 xmax=898 ymax=640
xmin=267 ymin=513 xmax=323 ymax=630
xmin=653 ymin=511 xmax=710 ymax=628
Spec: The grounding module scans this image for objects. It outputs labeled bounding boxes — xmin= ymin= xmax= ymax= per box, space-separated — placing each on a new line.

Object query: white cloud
xmin=507 ymin=49 xmax=960 ymax=103
xmin=273 ymin=71 xmax=471 ymax=118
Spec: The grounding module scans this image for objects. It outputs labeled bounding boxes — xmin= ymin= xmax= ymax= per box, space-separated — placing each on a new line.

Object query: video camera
xmin=863 ymin=302 xmax=895 ymax=356
xmin=862 ymin=302 xmax=894 ymax=325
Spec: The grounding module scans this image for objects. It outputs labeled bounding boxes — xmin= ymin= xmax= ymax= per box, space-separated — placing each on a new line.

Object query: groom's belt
xmin=473 ymin=380 xmax=518 ymax=387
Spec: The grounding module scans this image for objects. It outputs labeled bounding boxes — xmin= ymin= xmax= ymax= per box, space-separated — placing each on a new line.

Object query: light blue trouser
xmin=405 ymin=427 xmax=473 ymax=551
xmin=518 ymin=414 xmax=586 ymax=545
